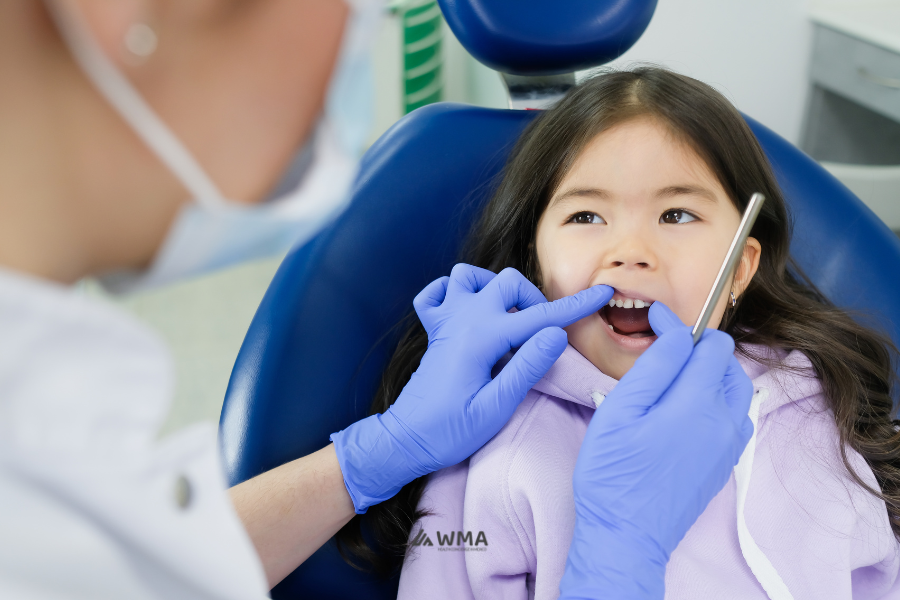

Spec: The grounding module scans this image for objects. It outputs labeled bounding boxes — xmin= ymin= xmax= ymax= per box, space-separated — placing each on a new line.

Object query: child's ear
xmin=733 ymin=237 xmax=761 ymax=299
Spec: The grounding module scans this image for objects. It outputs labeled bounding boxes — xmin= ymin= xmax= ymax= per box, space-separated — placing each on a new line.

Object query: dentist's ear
xmin=648 ymin=302 xmax=688 ymax=336
xmin=733 ymin=237 xmax=762 ymax=300
xmin=50 ymin=0 xmax=150 ymax=68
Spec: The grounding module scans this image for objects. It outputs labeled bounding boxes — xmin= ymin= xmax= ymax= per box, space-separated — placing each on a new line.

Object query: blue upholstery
xmin=746 ymin=116 xmax=900 ymax=342
xmin=437 ymin=0 xmax=658 ymax=75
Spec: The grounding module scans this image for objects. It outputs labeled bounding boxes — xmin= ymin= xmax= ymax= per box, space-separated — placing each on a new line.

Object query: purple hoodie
xmin=397 ymin=345 xmax=900 ymax=600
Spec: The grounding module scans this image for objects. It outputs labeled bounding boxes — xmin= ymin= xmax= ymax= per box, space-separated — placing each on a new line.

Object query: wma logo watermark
xmin=410 ymin=530 xmax=489 ymax=552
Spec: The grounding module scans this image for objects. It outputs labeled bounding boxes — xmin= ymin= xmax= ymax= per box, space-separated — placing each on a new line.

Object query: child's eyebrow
xmin=550 ymin=185 xmax=719 ymax=209
xmin=654 ymin=185 xmax=718 ymax=203
xmin=549 ymin=187 xmax=609 ymax=208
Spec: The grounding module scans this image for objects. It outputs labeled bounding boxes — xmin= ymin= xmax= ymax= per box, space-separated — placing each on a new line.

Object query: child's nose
xmin=605 ymin=237 xmax=657 ymax=270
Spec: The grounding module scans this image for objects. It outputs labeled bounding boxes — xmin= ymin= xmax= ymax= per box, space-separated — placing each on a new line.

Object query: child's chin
xmin=570 ymin=338 xmax=645 ymax=382
xmin=597 ymin=355 xmax=639 ymax=381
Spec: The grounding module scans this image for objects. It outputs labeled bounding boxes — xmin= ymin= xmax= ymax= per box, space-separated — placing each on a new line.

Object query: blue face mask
xmin=45 ymin=0 xmax=381 ymax=294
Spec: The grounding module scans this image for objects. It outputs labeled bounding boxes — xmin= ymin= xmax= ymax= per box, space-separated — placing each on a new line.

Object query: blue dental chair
xmin=219 ymin=2 xmax=900 ymax=598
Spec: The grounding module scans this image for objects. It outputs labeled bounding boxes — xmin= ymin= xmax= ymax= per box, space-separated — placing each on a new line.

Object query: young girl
xmin=336 ymin=68 xmax=900 ymax=598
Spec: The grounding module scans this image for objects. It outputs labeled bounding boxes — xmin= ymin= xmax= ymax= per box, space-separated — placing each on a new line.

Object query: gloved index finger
xmin=506 ymin=285 xmax=613 ymax=348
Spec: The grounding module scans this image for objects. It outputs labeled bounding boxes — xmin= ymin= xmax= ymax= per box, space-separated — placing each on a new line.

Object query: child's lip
xmin=598 ymin=307 xmax=658 ymax=349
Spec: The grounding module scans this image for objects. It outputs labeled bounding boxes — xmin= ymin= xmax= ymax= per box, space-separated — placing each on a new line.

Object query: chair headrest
xmin=437 ymin=0 xmax=658 ymax=76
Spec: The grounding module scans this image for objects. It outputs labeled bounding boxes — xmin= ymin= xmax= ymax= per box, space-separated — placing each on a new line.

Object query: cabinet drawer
xmin=811 ymin=25 xmax=900 ymax=124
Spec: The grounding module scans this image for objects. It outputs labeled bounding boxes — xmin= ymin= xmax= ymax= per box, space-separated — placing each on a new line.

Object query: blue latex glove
xmin=331 ymin=265 xmax=613 ymax=513
xmin=560 ymin=302 xmax=754 ymax=600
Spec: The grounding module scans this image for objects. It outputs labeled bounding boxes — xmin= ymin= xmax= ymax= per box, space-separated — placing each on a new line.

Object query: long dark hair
xmin=335 ymin=67 xmax=900 ymax=577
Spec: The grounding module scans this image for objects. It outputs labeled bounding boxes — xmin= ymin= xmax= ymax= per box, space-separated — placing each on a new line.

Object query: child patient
xmin=336 ymin=68 xmax=900 ymax=598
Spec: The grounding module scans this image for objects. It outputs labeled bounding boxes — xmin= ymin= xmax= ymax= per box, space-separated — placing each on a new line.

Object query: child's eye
xmin=660 ymin=209 xmax=698 ymax=224
xmin=568 ymin=212 xmax=605 ymax=225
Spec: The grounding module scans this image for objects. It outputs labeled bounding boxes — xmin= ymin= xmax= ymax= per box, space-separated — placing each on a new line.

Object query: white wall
xmin=600 ymin=0 xmax=815 ymax=145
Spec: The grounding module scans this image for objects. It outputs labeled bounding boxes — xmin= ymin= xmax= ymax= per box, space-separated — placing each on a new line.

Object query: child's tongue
xmin=606 ymin=305 xmax=653 ymax=335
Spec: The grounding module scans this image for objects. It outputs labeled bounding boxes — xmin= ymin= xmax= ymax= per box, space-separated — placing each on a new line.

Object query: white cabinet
xmin=802 ymin=3 xmax=900 ymax=230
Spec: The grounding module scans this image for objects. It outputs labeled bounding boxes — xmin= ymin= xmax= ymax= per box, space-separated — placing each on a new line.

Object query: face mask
xmin=45 ymin=0 xmax=382 ymax=294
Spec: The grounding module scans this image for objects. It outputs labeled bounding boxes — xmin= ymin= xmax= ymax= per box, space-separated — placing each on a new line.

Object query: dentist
xmin=0 ymin=1 xmax=753 ymax=599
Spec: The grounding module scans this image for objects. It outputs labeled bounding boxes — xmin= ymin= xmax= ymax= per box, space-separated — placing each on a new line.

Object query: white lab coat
xmin=0 ymin=267 xmax=269 ymax=599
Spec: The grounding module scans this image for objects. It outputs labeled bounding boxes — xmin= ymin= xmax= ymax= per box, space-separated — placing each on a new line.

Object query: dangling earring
xmin=124 ymin=22 xmax=158 ymax=61
xmin=730 ymin=291 xmax=737 ymax=307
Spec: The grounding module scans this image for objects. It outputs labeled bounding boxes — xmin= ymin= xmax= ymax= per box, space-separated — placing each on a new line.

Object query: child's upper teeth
xmin=608 ymin=297 xmax=653 ymax=309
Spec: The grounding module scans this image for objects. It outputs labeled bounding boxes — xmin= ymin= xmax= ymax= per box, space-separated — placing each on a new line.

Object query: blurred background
xmin=89 ymin=0 xmax=898 ymax=438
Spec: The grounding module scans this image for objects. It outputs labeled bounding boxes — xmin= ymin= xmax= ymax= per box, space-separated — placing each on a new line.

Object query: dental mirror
xmin=691 ymin=192 xmax=766 ymax=345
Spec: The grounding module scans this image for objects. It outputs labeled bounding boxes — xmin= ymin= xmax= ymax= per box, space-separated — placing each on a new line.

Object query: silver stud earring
xmin=124 ymin=23 xmax=158 ymax=59
xmin=730 ymin=291 xmax=737 ymax=307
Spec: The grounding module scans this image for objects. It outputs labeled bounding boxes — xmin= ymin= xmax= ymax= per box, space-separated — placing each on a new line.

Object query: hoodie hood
xmin=531 ymin=345 xmax=617 ymax=409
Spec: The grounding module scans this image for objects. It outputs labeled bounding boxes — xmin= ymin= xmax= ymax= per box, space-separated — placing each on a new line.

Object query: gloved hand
xmin=560 ymin=302 xmax=754 ymax=600
xmin=331 ymin=264 xmax=613 ymax=513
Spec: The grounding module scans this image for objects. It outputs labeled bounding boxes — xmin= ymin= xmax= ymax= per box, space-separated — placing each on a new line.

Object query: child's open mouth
xmin=598 ymin=293 xmax=658 ymax=348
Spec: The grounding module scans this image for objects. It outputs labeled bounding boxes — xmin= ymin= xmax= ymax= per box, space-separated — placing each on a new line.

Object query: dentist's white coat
xmin=0 ymin=267 xmax=269 ymax=599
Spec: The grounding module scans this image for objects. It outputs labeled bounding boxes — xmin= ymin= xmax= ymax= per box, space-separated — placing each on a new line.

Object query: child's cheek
xmin=538 ymin=256 xmax=586 ymax=302
xmin=707 ymin=290 xmax=732 ymax=330
xmin=665 ymin=270 xmax=732 ymax=331
xmin=536 ymin=228 xmax=601 ymax=302
xmin=552 ymin=258 xmax=598 ymax=300
xmin=537 ymin=268 xmax=562 ymax=302
xmin=670 ymin=300 xmax=697 ymax=328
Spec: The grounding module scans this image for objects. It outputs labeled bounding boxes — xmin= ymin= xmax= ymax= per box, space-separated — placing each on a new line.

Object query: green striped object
xmin=399 ymin=0 xmax=444 ymax=113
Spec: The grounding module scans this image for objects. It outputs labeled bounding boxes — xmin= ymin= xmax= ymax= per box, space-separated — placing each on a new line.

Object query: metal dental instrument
xmin=691 ymin=193 xmax=766 ymax=345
